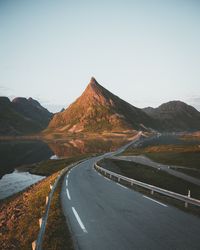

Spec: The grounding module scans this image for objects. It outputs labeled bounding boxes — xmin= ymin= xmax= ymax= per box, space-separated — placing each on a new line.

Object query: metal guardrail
xmin=34 ymin=158 xmax=90 ymax=250
xmin=95 ymin=163 xmax=200 ymax=208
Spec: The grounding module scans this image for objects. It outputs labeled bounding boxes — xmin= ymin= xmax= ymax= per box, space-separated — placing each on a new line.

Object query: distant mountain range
xmin=0 ymin=97 xmax=52 ymax=135
xmin=1 ymin=78 xmax=200 ymax=136
xmin=143 ymin=101 xmax=200 ymax=131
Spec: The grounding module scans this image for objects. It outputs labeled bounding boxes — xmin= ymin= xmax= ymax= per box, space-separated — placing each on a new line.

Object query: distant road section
xmin=112 ymin=155 xmax=200 ymax=186
xmin=61 ymin=157 xmax=200 ymax=250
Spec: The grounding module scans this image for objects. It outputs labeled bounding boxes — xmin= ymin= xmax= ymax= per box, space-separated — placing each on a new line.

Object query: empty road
xmin=112 ymin=155 xmax=200 ymax=186
xmin=61 ymin=157 xmax=200 ymax=250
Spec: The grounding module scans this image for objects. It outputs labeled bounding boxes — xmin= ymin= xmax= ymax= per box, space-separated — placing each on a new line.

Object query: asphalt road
xmin=61 ymin=157 xmax=200 ymax=250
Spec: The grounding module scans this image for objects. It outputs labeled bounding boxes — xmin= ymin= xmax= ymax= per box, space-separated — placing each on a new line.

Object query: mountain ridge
xmin=143 ymin=100 xmax=200 ymax=131
xmin=0 ymin=97 xmax=53 ymax=135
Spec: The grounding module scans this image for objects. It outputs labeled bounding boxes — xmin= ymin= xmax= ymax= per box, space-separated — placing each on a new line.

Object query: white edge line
xmin=143 ymin=195 xmax=167 ymax=207
xmin=72 ymin=207 xmax=87 ymax=233
xmin=104 ymin=176 xmax=110 ymax=181
xmin=117 ymin=183 xmax=127 ymax=189
xmin=66 ymin=188 xmax=71 ymax=200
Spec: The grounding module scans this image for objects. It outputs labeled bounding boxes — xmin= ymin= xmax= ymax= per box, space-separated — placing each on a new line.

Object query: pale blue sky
xmin=0 ymin=0 xmax=200 ymax=112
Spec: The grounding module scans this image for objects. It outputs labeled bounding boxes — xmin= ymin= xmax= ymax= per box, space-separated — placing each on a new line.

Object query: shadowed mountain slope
xmin=143 ymin=101 xmax=200 ymax=131
xmin=0 ymin=97 xmax=52 ymax=135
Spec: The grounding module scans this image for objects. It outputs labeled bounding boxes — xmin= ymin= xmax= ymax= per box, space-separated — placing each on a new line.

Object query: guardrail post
xmin=46 ymin=196 xmax=48 ymax=205
xmin=32 ymin=240 xmax=36 ymax=250
xmin=188 ymin=190 xmax=191 ymax=198
xmin=39 ymin=218 xmax=42 ymax=228
xmin=118 ymin=177 xmax=120 ymax=182
xmin=151 ymin=190 xmax=154 ymax=195
xmin=185 ymin=202 xmax=188 ymax=208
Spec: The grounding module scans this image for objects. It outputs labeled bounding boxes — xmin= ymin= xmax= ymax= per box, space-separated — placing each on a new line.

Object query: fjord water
xmin=0 ymin=140 xmax=53 ymax=199
xmin=0 ymin=138 xmax=128 ymax=199
xmin=0 ymin=171 xmax=45 ymax=199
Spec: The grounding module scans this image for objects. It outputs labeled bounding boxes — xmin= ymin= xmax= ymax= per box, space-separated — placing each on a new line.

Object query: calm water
xmin=0 ymin=138 xmax=128 ymax=199
xmin=0 ymin=170 xmax=45 ymax=200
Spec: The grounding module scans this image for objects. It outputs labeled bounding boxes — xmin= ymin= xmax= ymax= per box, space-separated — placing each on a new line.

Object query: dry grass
xmin=0 ymin=173 xmax=58 ymax=250
xmin=42 ymin=175 xmax=74 ymax=250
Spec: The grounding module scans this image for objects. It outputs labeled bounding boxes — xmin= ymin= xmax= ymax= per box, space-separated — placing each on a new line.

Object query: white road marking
xmin=104 ymin=176 xmax=110 ymax=181
xmin=117 ymin=183 xmax=127 ymax=189
xmin=98 ymin=173 xmax=101 ymax=176
xmin=72 ymin=207 xmax=87 ymax=233
xmin=66 ymin=188 xmax=71 ymax=200
xmin=66 ymin=179 xmax=68 ymax=186
xmin=66 ymin=174 xmax=69 ymax=179
xmin=143 ymin=195 xmax=168 ymax=207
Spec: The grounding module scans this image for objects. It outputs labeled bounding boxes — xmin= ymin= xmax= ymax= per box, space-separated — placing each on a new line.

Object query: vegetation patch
xmin=0 ymin=173 xmax=58 ymax=250
xmin=0 ymin=155 xmax=91 ymax=250
xmin=42 ymin=175 xmax=74 ymax=250
xmin=19 ymin=154 xmax=92 ymax=176
xmin=123 ymin=143 xmax=200 ymax=177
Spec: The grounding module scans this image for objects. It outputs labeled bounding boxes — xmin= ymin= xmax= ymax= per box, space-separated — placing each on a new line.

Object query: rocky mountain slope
xmin=0 ymin=97 xmax=52 ymax=135
xmin=143 ymin=101 xmax=200 ymax=131
xmin=46 ymin=77 xmax=158 ymax=134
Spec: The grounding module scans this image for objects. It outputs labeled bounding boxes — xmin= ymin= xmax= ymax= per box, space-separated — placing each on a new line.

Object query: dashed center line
xmin=66 ymin=188 xmax=71 ymax=200
xmin=143 ymin=195 xmax=168 ymax=207
xmin=72 ymin=207 xmax=87 ymax=233
xmin=66 ymin=179 xmax=68 ymax=186
xmin=117 ymin=183 xmax=128 ymax=189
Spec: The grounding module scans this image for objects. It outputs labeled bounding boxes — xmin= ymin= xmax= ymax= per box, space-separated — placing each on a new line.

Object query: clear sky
xmin=0 ymin=0 xmax=200 ymax=112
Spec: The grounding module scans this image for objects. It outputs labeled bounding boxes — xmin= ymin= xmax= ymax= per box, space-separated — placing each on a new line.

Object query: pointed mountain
xmin=47 ymin=77 xmax=157 ymax=133
xmin=143 ymin=101 xmax=200 ymax=131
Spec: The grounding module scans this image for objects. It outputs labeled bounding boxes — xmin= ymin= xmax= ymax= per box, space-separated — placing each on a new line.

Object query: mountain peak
xmin=89 ymin=76 xmax=98 ymax=85
xmin=82 ymin=77 xmax=104 ymax=98
xmin=86 ymin=77 xmax=101 ymax=92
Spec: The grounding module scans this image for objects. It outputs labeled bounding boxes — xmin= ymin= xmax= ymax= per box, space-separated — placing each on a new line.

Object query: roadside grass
xmin=0 ymin=154 xmax=91 ymax=250
xmin=18 ymin=154 xmax=93 ymax=176
xmin=42 ymin=175 xmax=74 ymax=250
xmin=98 ymin=159 xmax=200 ymax=216
xmin=123 ymin=144 xmax=200 ymax=178
xmin=0 ymin=173 xmax=58 ymax=250
xmin=99 ymin=159 xmax=200 ymax=199
xmin=144 ymin=152 xmax=200 ymax=170
xmin=172 ymin=167 xmax=200 ymax=179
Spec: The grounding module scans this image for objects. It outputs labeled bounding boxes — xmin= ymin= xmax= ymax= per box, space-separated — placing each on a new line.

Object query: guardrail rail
xmin=95 ymin=163 xmax=200 ymax=208
xmin=34 ymin=158 xmax=90 ymax=250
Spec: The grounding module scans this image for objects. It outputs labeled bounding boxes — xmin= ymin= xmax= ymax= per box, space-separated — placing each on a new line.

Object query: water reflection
xmin=0 ymin=137 xmax=128 ymax=199
xmin=0 ymin=171 xmax=44 ymax=200
xmin=0 ymin=140 xmax=53 ymax=178
xmin=0 ymin=138 xmax=129 ymax=178
xmin=47 ymin=138 xmax=129 ymax=158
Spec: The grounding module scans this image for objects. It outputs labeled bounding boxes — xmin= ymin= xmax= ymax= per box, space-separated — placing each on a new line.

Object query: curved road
xmin=61 ymin=157 xmax=200 ymax=250
xmin=112 ymin=155 xmax=200 ymax=186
